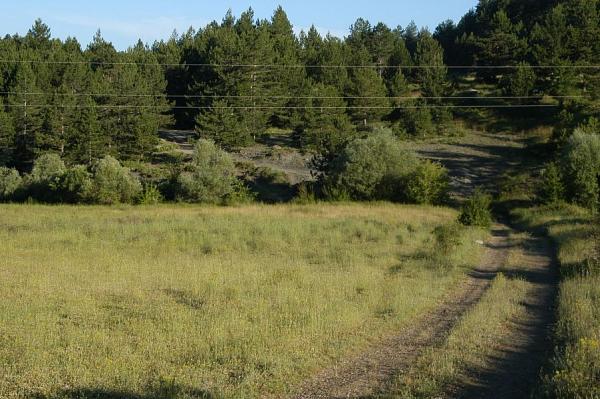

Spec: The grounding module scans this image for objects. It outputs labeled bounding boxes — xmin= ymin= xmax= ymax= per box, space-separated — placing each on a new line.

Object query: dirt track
xmin=293 ymin=226 xmax=511 ymax=399
xmin=293 ymin=131 xmax=557 ymax=399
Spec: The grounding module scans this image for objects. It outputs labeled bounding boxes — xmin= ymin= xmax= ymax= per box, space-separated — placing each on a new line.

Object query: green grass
xmin=513 ymin=204 xmax=599 ymax=399
xmin=383 ymin=232 xmax=532 ymax=398
xmin=0 ymin=203 xmax=484 ymax=398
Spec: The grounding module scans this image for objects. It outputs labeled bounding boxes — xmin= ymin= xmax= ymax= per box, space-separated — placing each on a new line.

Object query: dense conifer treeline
xmin=0 ymin=0 xmax=598 ymax=171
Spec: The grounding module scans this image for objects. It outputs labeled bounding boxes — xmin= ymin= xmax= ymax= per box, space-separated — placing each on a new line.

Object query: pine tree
xmin=346 ymin=46 xmax=390 ymax=125
xmin=0 ymin=103 xmax=15 ymax=166
xmin=268 ymin=6 xmax=303 ymax=128
xmin=415 ymin=30 xmax=448 ymax=98
xmin=474 ymin=10 xmax=527 ymax=81
xmin=403 ymin=21 xmax=419 ymax=56
xmin=7 ymin=63 xmax=44 ymax=167
xmin=296 ymin=83 xmax=355 ymax=172
xmin=67 ymin=97 xmax=103 ymax=164
xmin=195 ymin=100 xmax=250 ymax=149
xmin=502 ymin=62 xmax=536 ymax=100
xmin=388 ymin=70 xmax=410 ymax=113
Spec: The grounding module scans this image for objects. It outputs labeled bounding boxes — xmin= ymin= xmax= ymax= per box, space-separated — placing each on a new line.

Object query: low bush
xmin=87 ymin=156 xmax=142 ymax=205
xmin=0 ymin=167 xmax=22 ymax=200
xmin=60 ymin=165 xmax=93 ymax=203
xmin=325 ymin=129 xmax=418 ymax=201
xmin=26 ymin=153 xmax=67 ymax=202
xmin=459 ymin=190 xmax=493 ymax=227
xmin=293 ymin=182 xmax=318 ymax=204
xmin=405 ymin=160 xmax=449 ymax=205
xmin=539 ymin=162 xmax=566 ymax=205
xmin=138 ymin=183 xmax=163 ymax=205
xmin=176 ymin=139 xmax=238 ymax=204
xmin=562 ymin=131 xmax=600 ymax=210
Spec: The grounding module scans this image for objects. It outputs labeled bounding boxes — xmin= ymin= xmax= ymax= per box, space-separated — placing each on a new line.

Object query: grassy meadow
xmin=513 ymin=205 xmax=599 ymax=399
xmin=0 ymin=203 xmax=484 ymax=398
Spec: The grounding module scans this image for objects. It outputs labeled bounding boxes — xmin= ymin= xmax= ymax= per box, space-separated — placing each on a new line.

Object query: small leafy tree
xmin=29 ymin=153 xmax=66 ymax=184
xmin=562 ymin=131 xmax=600 ymax=209
xmin=539 ymin=162 xmax=565 ymax=204
xmin=405 ymin=160 xmax=449 ymax=205
xmin=177 ymin=139 xmax=237 ymax=204
xmin=0 ymin=167 xmax=22 ymax=201
xmin=27 ymin=153 xmax=67 ymax=202
xmin=88 ymin=156 xmax=142 ymax=204
xmin=325 ymin=129 xmax=418 ymax=201
xmin=60 ymin=165 xmax=93 ymax=204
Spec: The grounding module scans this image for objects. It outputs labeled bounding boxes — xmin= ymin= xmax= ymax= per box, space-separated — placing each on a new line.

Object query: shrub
xmin=0 ymin=167 xmax=22 ymax=201
xmin=138 ymin=183 xmax=163 ymax=205
xmin=325 ymin=130 xmax=418 ymax=201
xmin=27 ymin=153 xmax=67 ymax=202
xmin=539 ymin=162 xmax=565 ymax=204
xmin=562 ymin=131 xmax=600 ymax=209
xmin=29 ymin=153 xmax=67 ymax=183
xmin=403 ymin=107 xmax=434 ymax=136
xmin=60 ymin=165 xmax=93 ymax=203
xmin=405 ymin=160 xmax=449 ymax=205
xmin=177 ymin=139 xmax=237 ymax=204
xmin=293 ymin=182 xmax=317 ymax=204
xmin=459 ymin=190 xmax=493 ymax=227
xmin=88 ymin=156 xmax=142 ymax=204
xmin=224 ymin=179 xmax=256 ymax=205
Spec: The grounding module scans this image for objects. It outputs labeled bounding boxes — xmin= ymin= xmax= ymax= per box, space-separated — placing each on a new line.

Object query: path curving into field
xmin=292 ymin=225 xmax=511 ymax=399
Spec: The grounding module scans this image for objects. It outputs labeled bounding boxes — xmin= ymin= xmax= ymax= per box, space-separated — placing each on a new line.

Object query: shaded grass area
xmin=0 ymin=204 xmax=484 ymax=398
xmin=382 ymin=232 xmax=533 ymax=398
xmin=513 ymin=204 xmax=599 ymax=399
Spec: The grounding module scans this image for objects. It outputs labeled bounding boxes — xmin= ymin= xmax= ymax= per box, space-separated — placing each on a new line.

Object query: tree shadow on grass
xmin=29 ymin=385 xmax=215 ymax=399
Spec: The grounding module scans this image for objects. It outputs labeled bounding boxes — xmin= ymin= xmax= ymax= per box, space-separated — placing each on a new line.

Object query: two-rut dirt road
xmin=292 ymin=132 xmax=558 ymax=399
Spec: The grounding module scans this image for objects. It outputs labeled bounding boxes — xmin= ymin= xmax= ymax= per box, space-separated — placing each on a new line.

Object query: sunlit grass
xmin=0 ymin=203 xmax=483 ymax=398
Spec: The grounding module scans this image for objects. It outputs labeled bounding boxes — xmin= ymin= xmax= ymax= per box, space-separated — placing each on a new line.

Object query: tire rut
xmin=447 ymin=233 xmax=558 ymax=399
xmin=292 ymin=225 xmax=511 ymax=399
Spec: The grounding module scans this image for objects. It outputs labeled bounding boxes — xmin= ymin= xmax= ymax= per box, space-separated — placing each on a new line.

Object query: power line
xmin=2 ymin=104 xmax=559 ymax=110
xmin=0 ymin=59 xmax=599 ymax=69
xmin=0 ymin=91 xmax=588 ymax=100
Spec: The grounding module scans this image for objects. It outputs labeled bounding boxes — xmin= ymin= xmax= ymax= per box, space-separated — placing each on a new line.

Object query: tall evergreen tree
xmin=0 ymin=103 xmax=15 ymax=166
xmin=195 ymin=100 xmax=250 ymax=149
xmin=415 ymin=30 xmax=448 ymax=98
xmin=66 ymin=97 xmax=104 ymax=164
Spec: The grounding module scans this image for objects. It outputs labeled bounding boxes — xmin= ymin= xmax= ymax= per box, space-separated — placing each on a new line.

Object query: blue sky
xmin=1 ymin=1 xmax=478 ymax=50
